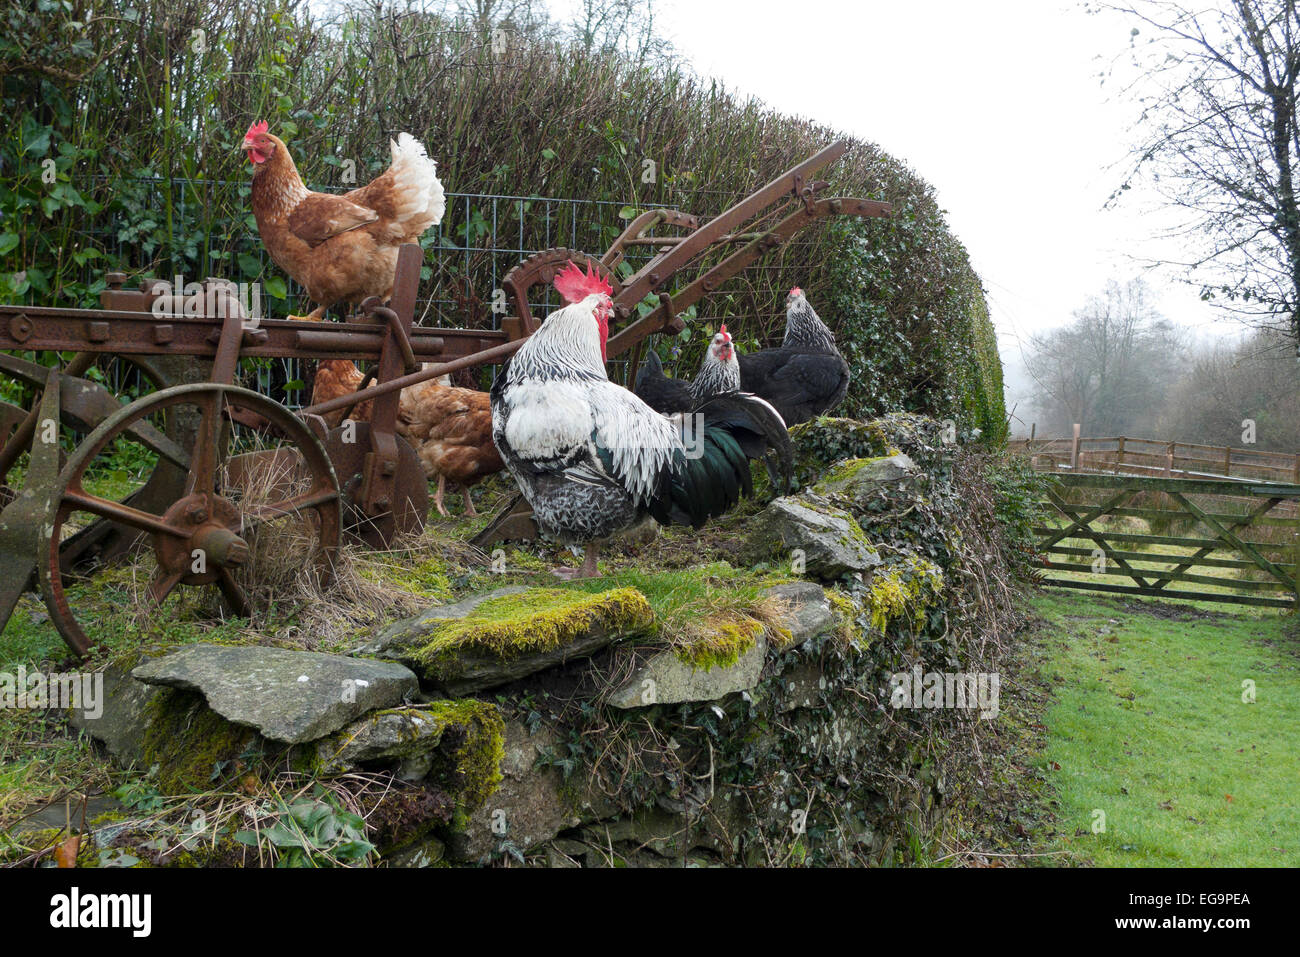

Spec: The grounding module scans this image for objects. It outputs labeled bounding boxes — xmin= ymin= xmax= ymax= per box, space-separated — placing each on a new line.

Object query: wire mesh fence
xmin=48 ymin=178 xmax=826 ymax=406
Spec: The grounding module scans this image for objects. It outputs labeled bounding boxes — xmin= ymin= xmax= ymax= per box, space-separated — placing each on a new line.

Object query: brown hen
xmin=309 ymin=361 xmax=502 ymax=516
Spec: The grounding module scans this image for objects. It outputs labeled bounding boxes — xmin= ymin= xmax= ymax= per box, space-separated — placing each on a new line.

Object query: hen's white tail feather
xmin=387 ymin=132 xmax=446 ymax=234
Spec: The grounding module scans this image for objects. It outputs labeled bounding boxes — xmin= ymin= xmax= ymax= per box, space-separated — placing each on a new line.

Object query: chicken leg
xmin=461 ymin=486 xmax=478 ymax=517
xmin=552 ymin=544 xmax=601 ymax=580
xmin=434 ymin=475 xmax=448 ymax=517
xmin=288 ymin=304 xmax=327 ymax=322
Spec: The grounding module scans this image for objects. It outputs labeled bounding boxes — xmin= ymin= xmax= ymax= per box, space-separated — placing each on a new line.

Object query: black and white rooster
xmin=633 ymin=325 xmax=739 ymax=414
xmin=491 ymin=263 xmax=793 ymax=579
xmin=738 ymin=287 xmax=850 ymax=426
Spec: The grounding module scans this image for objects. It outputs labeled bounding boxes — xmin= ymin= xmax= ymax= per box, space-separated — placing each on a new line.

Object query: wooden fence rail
xmin=1010 ymin=434 xmax=1300 ymax=483
xmin=1035 ymin=473 xmax=1300 ymax=610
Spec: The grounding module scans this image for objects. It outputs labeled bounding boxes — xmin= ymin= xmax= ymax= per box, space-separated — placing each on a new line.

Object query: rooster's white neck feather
xmin=502 ymin=294 xmax=680 ymax=503
xmin=506 ymin=295 xmax=609 ymax=383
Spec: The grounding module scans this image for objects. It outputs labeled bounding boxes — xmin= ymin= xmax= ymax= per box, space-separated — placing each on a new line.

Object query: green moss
xmin=673 ymin=616 xmax=766 ymax=670
xmin=359 ymin=553 xmax=454 ymax=602
xmin=139 ymin=689 xmax=260 ymax=793
xmin=155 ymin=830 xmax=247 ymax=867
xmin=420 ymin=700 xmax=505 ymax=809
xmin=407 ymin=556 xmax=454 ymax=601
xmin=864 ymin=555 xmax=944 ymax=637
xmin=825 ymin=589 xmax=860 ymax=646
xmin=410 ymin=587 xmax=654 ymax=673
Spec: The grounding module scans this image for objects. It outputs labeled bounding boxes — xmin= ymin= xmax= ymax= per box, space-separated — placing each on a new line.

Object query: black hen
xmin=634 ymin=326 xmax=740 ymax=414
xmin=634 ymin=348 xmax=693 ymax=413
xmin=738 ymin=288 xmax=850 ymax=426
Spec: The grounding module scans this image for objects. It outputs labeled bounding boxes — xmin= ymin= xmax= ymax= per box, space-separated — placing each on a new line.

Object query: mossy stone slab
xmin=131 ymin=643 xmax=418 ymax=744
xmin=741 ymin=494 xmax=882 ymax=580
xmin=359 ymin=585 xmax=655 ymax=694
xmin=813 ymin=453 xmax=916 ymax=500
xmin=607 ymin=583 xmax=836 ymax=709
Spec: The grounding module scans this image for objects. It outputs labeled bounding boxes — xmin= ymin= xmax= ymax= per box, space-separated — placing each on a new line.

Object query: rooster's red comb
xmin=244 ymin=120 xmax=269 ymax=141
xmin=554 ymin=260 xmax=613 ymax=304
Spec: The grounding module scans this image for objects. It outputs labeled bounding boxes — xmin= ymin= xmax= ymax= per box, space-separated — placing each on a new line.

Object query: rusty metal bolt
xmin=223 ymin=538 xmax=250 ymax=567
xmin=186 ymin=505 xmax=208 ymax=524
xmin=192 ymin=526 xmax=249 ymax=567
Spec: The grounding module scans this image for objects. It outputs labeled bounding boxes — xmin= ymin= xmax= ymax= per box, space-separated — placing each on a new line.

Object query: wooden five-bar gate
xmin=1036 ymin=473 xmax=1300 ymax=610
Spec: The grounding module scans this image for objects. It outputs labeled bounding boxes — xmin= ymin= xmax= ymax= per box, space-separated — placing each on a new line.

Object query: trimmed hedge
xmin=2 ymin=0 xmax=1004 ymax=440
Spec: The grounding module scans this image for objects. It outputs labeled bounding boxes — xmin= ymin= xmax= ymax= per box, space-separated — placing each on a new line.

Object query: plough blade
xmin=0 ymin=370 xmax=61 ymax=637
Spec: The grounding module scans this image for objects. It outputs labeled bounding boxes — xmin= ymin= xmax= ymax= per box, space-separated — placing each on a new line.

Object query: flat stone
xmin=606 ymin=582 xmax=839 ymax=709
xmin=741 ymin=494 xmax=881 ymax=580
xmin=814 ymin=453 xmax=917 ymax=499
xmin=764 ymin=581 xmax=836 ymax=649
xmin=313 ymin=705 xmax=450 ymax=779
xmin=13 ymin=795 xmax=128 ymax=835
xmin=607 ymin=635 xmax=768 ymax=709
xmin=131 ymin=643 xmax=418 ymax=744
xmin=68 ymin=657 xmax=166 ymax=766
xmin=446 ymin=719 xmax=616 ymax=863
xmin=354 ymin=587 xmax=530 ymax=659
xmin=357 ymin=586 xmax=654 ymax=695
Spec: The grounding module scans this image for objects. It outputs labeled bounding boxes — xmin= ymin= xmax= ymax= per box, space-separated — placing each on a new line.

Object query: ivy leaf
xmin=263 ymin=276 xmax=288 ymax=300
xmin=22 ymin=127 xmax=51 ymax=156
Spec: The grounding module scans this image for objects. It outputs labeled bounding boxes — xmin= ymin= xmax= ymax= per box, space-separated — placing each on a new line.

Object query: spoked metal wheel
xmin=38 ymin=383 xmax=341 ymax=656
xmin=0 ymin=351 xmax=187 ymax=572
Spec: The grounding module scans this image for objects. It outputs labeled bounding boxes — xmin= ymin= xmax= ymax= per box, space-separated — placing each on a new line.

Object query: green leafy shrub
xmin=2 ymin=0 xmax=1003 ymax=427
xmin=983 ymin=453 xmax=1048 ymax=573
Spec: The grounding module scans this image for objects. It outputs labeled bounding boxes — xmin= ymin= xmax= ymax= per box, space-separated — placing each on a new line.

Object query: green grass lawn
xmin=1028 ymin=589 xmax=1299 ymax=866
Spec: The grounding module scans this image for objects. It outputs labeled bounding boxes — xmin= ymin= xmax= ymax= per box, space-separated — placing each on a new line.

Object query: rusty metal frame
xmin=0 ymin=139 xmax=894 ymax=648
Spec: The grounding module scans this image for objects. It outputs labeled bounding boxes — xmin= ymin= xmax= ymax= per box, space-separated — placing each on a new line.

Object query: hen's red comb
xmin=718 ymin=324 xmax=730 ymax=340
xmin=554 ymin=260 xmax=612 ymax=303
xmin=244 ymin=120 xmax=269 ymax=141
xmin=789 ymin=286 xmax=803 ymax=297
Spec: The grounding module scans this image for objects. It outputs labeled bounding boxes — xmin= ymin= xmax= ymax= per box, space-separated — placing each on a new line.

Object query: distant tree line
xmin=1024 ymin=277 xmax=1300 ymax=452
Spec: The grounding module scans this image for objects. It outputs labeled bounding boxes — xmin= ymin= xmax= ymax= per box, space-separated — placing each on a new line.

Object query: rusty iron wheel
xmin=501 ymin=248 xmax=623 ymax=334
xmin=37 ymin=383 xmax=341 ymax=657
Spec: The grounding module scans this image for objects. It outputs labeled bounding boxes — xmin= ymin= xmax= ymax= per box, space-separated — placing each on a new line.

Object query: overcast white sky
xmin=552 ymin=0 xmax=1244 ymax=411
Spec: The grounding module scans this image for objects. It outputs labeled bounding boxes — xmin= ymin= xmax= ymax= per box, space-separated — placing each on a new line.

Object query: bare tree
xmin=1099 ymin=1 xmax=1300 ymax=347
xmin=1159 ymin=327 xmax=1300 ymax=448
xmin=570 ymin=0 xmax=673 ymax=62
xmin=1026 ymin=278 xmax=1190 ymax=435
xmin=451 ymin=0 xmax=551 ymax=40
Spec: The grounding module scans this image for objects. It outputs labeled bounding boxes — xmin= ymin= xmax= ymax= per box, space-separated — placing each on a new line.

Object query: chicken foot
xmin=433 ymin=475 xmax=479 ymax=518
xmin=552 ymin=543 xmax=601 ymax=580
xmin=288 ymin=305 xmax=327 ymax=322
